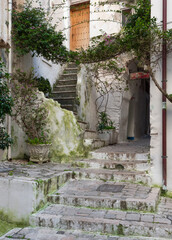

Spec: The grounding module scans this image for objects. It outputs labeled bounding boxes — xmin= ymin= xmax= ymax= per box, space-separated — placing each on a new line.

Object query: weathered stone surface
xmin=1 ymin=227 xmax=170 ymax=240
xmin=49 ymin=179 xmax=159 ymax=212
xmin=29 ymin=204 xmax=172 ymax=238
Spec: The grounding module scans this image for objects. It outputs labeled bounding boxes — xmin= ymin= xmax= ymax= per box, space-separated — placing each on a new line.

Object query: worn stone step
xmin=74 ymin=158 xmax=150 ymax=171
xmin=91 ymin=150 xmax=149 ymax=161
xmin=52 ymin=91 xmax=77 ymax=98
xmin=74 ymin=168 xmax=151 ymax=184
xmin=77 ymin=120 xmax=89 ymax=130
xmin=57 ymin=79 xmax=77 ymax=85
xmin=48 ymin=179 xmax=160 ymax=212
xmin=30 ymin=204 xmax=172 ymax=238
xmin=64 ymin=68 xmax=78 ymax=74
xmin=68 ymin=63 xmax=77 ymax=68
xmin=84 ymin=130 xmax=98 ymax=139
xmin=158 ymin=197 xmax=172 ymax=215
xmin=84 ymin=139 xmax=105 ymax=149
xmin=53 ymin=85 xmax=76 ymax=91
xmin=61 ymin=73 xmax=77 ymax=80
xmin=60 ymin=104 xmax=76 ymax=111
xmin=2 ymin=227 xmax=169 ymax=240
xmin=53 ymin=97 xmax=76 ymax=105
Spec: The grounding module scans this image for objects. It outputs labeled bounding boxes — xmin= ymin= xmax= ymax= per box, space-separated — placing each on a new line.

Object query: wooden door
xmin=70 ymin=3 xmax=90 ymax=51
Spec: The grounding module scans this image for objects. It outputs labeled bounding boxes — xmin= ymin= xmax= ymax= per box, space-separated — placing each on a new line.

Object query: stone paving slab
xmin=158 ymin=197 xmax=172 ymax=215
xmin=92 ymin=138 xmax=150 ymax=154
xmin=73 ymin=159 xmax=149 ymax=171
xmin=75 ymin=168 xmax=151 ymax=185
xmin=0 ymin=159 xmax=151 ymax=184
xmin=0 ymin=161 xmax=74 ymax=180
xmin=30 ymin=204 xmax=172 ymax=224
xmin=49 ymin=179 xmax=160 ymax=211
xmin=30 ymin=204 xmax=172 ymax=238
xmin=0 ymin=227 xmax=170 ymax=240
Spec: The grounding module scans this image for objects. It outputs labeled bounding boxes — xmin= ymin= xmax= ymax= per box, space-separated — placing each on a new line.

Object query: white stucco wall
xmin=77 ymin=55 xmax=131 ymax=136
xmin=0 ymin=0 xmax=9 ymax=44
xmin=151 ymin=0 xmax=172 ymax=190
xmin=90 ymin=0 xmax=122 ymax=39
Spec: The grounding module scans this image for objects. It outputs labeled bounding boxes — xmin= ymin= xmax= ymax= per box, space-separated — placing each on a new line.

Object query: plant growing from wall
xmin=11 ymin=69 xmax=50 ymax=144
xmin=0 ymin=59 xmax=13 ymax=150
xmin=97 ymin=112 xmax=115 ymax=132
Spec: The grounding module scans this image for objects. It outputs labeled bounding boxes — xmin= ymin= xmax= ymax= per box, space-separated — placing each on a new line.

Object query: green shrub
xmin=0 ymin=59 xmax=13 ymax=150
xmin=34 ymin=76 xmax=52 ymax=96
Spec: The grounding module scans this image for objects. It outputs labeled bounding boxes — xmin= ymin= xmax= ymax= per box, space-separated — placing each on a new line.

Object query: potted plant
xmin=11 ymin=70 xmax=51 ymax=163
xmin=97 ymin=112 xmax=118 ymax=145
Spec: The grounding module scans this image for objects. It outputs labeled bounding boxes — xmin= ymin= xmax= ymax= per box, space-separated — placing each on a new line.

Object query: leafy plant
xmin=34 ymin=76 xmax=52 ymax=97
xmin=0 ymin=59 xmax=13 ymax=150
xmin=97 ymin=112 xmax=115 ymax=132
xmin=11 ymin=69 xmax=50 ymax=144
xmin=12 ymin=0 xmax=68 ymax=63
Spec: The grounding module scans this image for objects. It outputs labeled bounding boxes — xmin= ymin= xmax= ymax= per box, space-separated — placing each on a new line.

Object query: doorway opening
xmin=70 ymin=2 xmax=90 ymax=51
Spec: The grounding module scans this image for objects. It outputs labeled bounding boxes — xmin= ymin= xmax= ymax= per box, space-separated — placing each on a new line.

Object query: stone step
xmin=77 ymin=120 xmax=88 ymax=130
xmin=2 ymin=228 xmax=169 ymax=240
xmin=84 ymin=130 xmax=98 ymax=139
xmin=52 ymin=91 xmax=76 ymax=98
xmin=91 ymin=150 xmax=149 ymax=161
xmin=74 ymin=168 xmax=151 ymax=184
xmin=84 ymin=139 xmax=105 ymax=149
xmin=48 ymin=179 xmax=160 ymax=212
xmin=60 ymin=104 xmax=76 ymax=111
xmin=61 ymin=73 xmax=77 ymax=80
xmin=68 ymin=63 xmax=77 ymax=68
xmin=30 ymin=204 xmax=172 ymax=238
xmin=64 ymin=68 xmax=78 ymax=74
xmin=57 ymin=79 xmax=77 ymax=85
xmin=74 ymin=158 xmax=150 ymax=171
xmin=53 ymin=84 xmax=76 ymax=91
xmin=53 ymin=97 xmax=76 ymax=105
xmin=158 ymin=197 xmax=172 ymax=215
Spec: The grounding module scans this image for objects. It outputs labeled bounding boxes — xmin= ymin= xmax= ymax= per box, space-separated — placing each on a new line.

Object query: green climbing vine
xmin=11 ymin=0 xmax=172 ymax=102
xmin=12 ymin=0 xmax=69 ymax=63
xmin=0 ymin=59 xmax=13 ymax=150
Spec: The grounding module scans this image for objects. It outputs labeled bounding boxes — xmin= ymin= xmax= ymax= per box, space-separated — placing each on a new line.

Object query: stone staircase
xmin=51 ymin=63 xmax=78 ymax=112
xmin=51 ymin=63 xmax=105 ymax=150
xmin=24 ymin=149 xmax=172 ymax=239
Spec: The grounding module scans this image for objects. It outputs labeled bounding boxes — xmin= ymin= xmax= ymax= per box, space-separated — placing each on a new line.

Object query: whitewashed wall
xmin=151 ymin=0 xmax=172 ymax=190
xmin=90 ymin=0 xmax=122 ymax=39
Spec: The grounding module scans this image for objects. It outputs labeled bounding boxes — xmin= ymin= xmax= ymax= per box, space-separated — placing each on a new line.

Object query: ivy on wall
xmin=0 ymin=59 xmax=13 ymax=150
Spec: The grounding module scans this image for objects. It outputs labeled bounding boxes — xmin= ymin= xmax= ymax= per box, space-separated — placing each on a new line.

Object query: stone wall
xmin=11 ymin=93 xmax=84 ymax=162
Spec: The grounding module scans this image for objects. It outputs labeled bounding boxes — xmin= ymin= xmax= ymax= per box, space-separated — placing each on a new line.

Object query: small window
xmin=122 ymin=9 xmax=131 ymax=26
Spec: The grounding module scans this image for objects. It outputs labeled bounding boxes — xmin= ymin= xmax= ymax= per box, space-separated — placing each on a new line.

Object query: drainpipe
xmin=7 ymin=0 xmax=12 ymax=160
xmin=162 ymin=0 xmax=167 ymax=189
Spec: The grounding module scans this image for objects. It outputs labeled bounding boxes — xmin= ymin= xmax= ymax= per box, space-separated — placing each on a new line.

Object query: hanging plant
xmin=12 ymin=0 xmax=69 ymax=63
